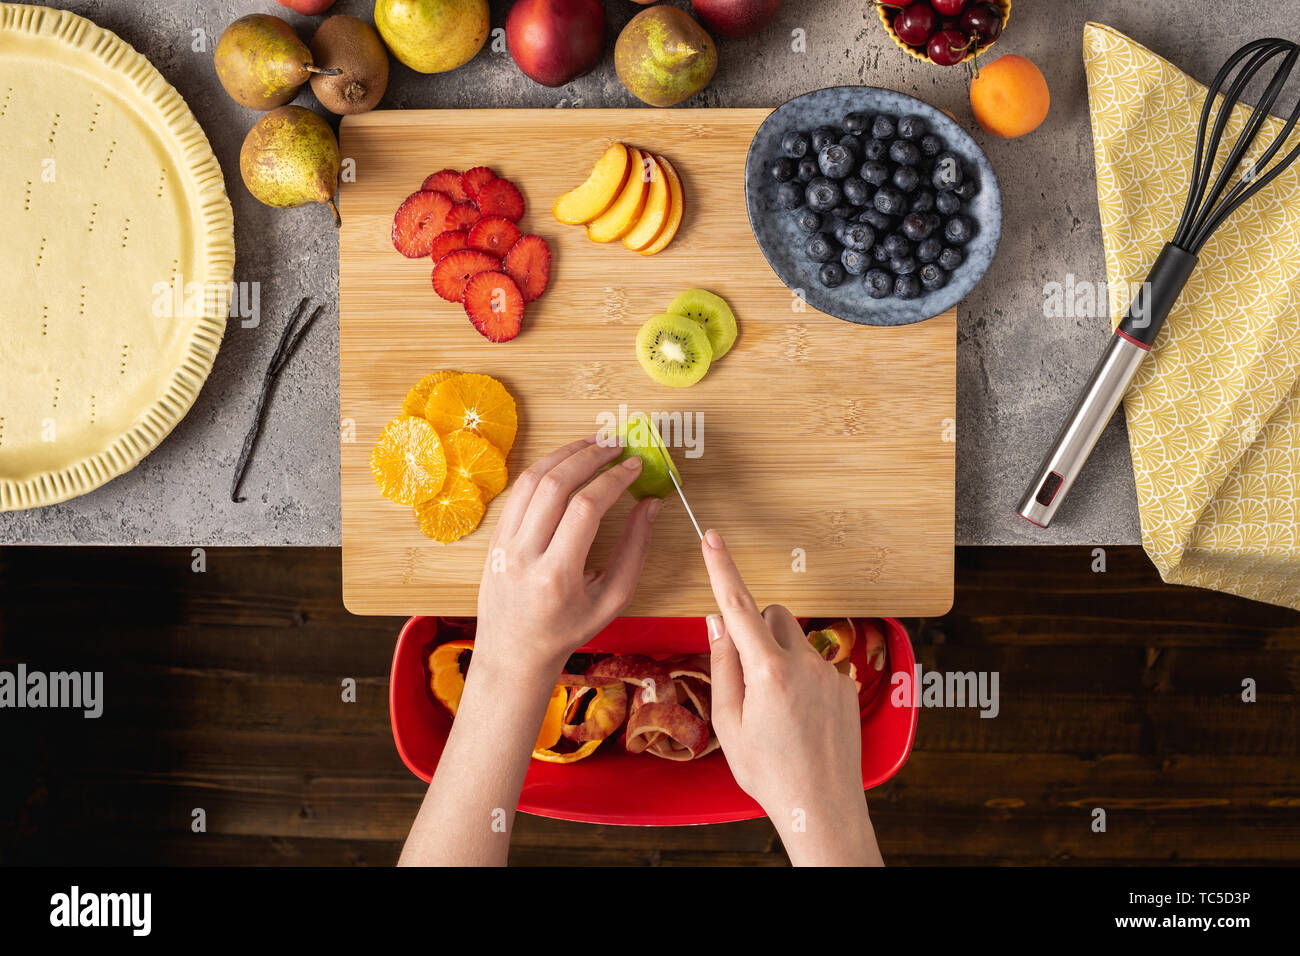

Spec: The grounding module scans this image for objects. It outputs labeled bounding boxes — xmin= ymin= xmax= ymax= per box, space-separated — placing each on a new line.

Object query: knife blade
xmin=651 ymin=431 xmax=703 ymax=540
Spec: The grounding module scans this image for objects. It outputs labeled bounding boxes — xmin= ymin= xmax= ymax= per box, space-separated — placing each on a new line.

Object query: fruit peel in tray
xmin=426 ymin=619 xmax=880 ymax=764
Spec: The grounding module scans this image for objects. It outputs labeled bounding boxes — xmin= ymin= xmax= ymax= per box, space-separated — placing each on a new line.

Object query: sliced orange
xmin=535 ymin=685 xmax=568 ymax=751
xmin=402 ymin=370 xmax=459 ymax=418
xmin=428 ymin=639 xmax=474 ymax=716
xmin=425 ymin=372 xmax=518 ymax=454
xmin=443 ymin=428 xmax=508 ymax=503
xmin=370 ymin=415 xmax=447 ymax=505
xmin=415 ymin=474 xmax=485 ymax=544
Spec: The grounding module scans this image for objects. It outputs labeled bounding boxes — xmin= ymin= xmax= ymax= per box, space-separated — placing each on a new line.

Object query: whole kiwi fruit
xmin=309 ymin=15 xmax=389 ymax=115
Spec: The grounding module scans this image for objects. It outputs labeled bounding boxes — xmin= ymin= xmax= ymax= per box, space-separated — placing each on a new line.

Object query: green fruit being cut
xmin=666 ymin=289 xmax=737 ymax=360
xmin=635 ymin=313 xmax=712 ymax=388
xmin=616 ymin=412 xmax=682 ymax=500
xmin=240 ymin=106 xmax=342 ymax=226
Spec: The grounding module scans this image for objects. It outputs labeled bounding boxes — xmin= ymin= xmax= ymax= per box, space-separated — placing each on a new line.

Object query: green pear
xmin=615 ymin=6 xmax=718 ymax=108
xmin=216 ymin=14 xmax=341 ymax=111
xmin=374 ymin=0 xmax=490 ymax=74
xmin=240 ymin=107 xmax=342 ymax=226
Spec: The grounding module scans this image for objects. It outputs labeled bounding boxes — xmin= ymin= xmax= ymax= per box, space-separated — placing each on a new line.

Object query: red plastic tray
xmin=389 ymin=616 xmax=918 ymax=826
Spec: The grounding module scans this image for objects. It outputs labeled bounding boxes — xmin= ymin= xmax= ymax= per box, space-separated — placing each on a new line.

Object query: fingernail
xmin=646 ymin=497 xmax=662 ymax=522
xmin=584 ymin=434 xmax=599 ymax=444
xmin=623 ymin=456 xmax=643 ymax=470
xmin=706 ymin=614 xmax=724 ymax=643
xmin=704 ymin=529 xmax=724 ymax=550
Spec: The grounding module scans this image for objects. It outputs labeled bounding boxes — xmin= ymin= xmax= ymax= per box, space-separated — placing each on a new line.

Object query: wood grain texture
xmin=339 ymin=109 xmax=955 ymax=618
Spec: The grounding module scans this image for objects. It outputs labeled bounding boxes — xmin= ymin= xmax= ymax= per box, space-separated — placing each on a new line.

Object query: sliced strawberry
xmin=461 ymin=166 xmax=497 ymax=201
xmin=476 ymin=177 xmax=525 ymax=222
xmin=502 ymin=234 xmax=551 ymax=303
xmin=463 ymin=271 xmax=524 ymax=343
xmin=392 ymin=190 xmax=454 ymax=258
xmin=428 ymin=229 xmax=469 ymax=262
xmin=445 ymin=202 xmax=482 ymax=232
xmin=432 ymin=250 xmax=500 ymax=303
xmin=421 ymin=169 xmax=468 ymax=204
xmin=467 ymin=215 xmax=522 ymax=258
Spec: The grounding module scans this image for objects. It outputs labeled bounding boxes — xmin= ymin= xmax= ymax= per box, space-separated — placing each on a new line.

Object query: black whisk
xmin=1019 ymin=37 xmax=1300 ymax=529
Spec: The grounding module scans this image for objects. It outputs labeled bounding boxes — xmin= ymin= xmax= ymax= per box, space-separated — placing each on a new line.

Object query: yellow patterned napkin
xmin=1083 ymin=23 xmax=1300 ymax=610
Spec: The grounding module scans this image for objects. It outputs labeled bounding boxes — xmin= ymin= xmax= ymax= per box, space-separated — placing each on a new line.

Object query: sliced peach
xmin=622 ymin=153 xmax=671 ymax=251
xmin=585 ymin=147 xmax=651 ymax=242
xmin=553 ymin=142 xmax=630 ymax=225
xmin=637 ymin=154 xmax=684 ymax=255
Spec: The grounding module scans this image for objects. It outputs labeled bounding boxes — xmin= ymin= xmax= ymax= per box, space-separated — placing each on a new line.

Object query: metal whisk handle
xmin=1016 ymin=243 xmax=1198 ymax=528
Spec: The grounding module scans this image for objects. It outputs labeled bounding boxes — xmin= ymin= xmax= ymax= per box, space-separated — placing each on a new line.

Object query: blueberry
xmin=953 ymin=177 xmax=980 ymax=200
xmin=901 ymin=212 xmax=935 ymax=241
xmin=883 ymin=232 xmax=911 ymax=257
xmin=916 ymin=237 xmax=942 ymax=263
xmin=860 ymin=208 xmax=893 ymax=232
xmin=890 ymin=254 xmax=918 ymax=275
xmin=838 ymin=134 xmax=862 ymax=156
xmin=920 ymin=263 xmax=949 ymax=291
xmin=944 ymin=214 xmax=974 ymax=245
xmin=932 ymin=151 xmax=964 ymax=190
xmin=897 ymin=115 xmax=927 ymax=141
xmin=841 ymin=247 xmax=870 ymax=276
xmin=806 ymin=232 xmax=838 ymax=263
xmin=920 ymin=134 xmax=944 ymax=158
xmin=811 ymin=125 xmax=840 ymax=151
xmin=776 ymin=181 xmax=804 ymax=210
xmin=871 ymin=115 xmax=895 ymax=140
xmin=873 ymin=185 xmax=906 ymax=216
xmin=770 ymin=157 xmax=796 ymax=182
xmin=910 ymin=189 xmax=935 ymax=213
xmin=860 ymin=161 xmax=890 ymax=187
xmin=862 ymin=138 xmax=889 ymax=161
xmin=796 ymin=157 xmax=820 ymax=182
xmin=841 ymin=222 xmax=875 ymax=252
xmin=844 ymin=111 xmax=870 ymax=135
xmin=781 ymin=130 xmax=810 ymax=158
xmin=819 ymin=261 xmax=846 ymax=288
xmin=889 ymin=140 xmax=921 ymax=166
xmin=894 ymin=274 xmax=922 ymax=299
xmin=938 ymin=246 xmax=965 ymax=271
xmin=818 ymin=144 xmax=856 ymax=180
xmin=935 ymin=190 xmax=962 ymax=215
xmin=794 ymin=208 xmax=822 ymax=233
xmin=841 ymin=177 xmax=872 ymax=207
xmin=863 ymin=268 xmax=893 ymax=299
xmin=892 ymin=165 xmax=920 ymax=193
xmin=805 ymin=176 xmax=842 ymax=212
xmin=870 ymin=243 xmax=890 ymax=264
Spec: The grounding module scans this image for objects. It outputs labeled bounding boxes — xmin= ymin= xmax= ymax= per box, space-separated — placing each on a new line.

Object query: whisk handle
xmin=1115 ymin=242 xmax=1199 ymax=348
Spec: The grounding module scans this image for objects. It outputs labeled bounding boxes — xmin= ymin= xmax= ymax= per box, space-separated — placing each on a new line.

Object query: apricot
xmin=622 ymin=152 xmax=671 ymax=251
xmin=638 ymin=154 xmax=683 ymax=255
xmin=585 ymin=146 xmax=651 ymax=242
xmin=553 ymin=141 xmax=631 ymax=224
xmin=970 ymin=54 xmax=1050 ymax=139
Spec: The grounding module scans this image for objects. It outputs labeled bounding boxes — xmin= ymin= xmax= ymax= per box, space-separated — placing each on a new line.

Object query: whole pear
xmin=615 ymin=6 xmax=717 ymax=108
xmin=374 ymin=0 xmax=489 ymax=74
xmin=240 ymin=106 xmax=342 ymax=226
xmin=216 ymin=14 xmax=341 ymax=110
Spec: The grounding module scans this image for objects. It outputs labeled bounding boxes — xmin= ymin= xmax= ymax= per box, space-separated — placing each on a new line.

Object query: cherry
xmin=893 ymin=2 xmax=937 ymax=46
xmin=960 ymin=2 xmax=1003 ymax=43
xmin=931 ymin=0 xmax=967 ymax=15
xmin=927 ymin=27 xmax=972 ymax=65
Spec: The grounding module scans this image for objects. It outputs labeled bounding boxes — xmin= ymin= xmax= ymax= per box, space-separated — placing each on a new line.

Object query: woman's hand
xmin=473 ymin=435 xmax=661 ymax=683
xmin=701 ymin=529 xmax=883 ymax=866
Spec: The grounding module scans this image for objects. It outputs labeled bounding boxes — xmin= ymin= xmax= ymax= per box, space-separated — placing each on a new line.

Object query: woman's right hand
xmin=701 ymin=528 xmax=883 ymax=866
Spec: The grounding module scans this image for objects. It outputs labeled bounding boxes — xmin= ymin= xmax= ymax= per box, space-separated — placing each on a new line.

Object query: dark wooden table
xmin=2 ymin=546 xmax=1297 ymax=866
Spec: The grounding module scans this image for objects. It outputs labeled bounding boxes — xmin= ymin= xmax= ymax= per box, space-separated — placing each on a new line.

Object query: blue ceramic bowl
xmin=745 ymin=86 xmax=1002 ymax=326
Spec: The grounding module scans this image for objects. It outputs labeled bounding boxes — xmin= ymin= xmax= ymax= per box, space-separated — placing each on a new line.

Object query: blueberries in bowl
xmin=766 ymin=109 xmax=983 ymax=304
xmin=818 ymin=144 xmax=856 ymax=179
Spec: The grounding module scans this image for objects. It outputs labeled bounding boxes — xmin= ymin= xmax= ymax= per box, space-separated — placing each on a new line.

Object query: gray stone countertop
xmin=2 ymin=0 xmax=1268 ymax=547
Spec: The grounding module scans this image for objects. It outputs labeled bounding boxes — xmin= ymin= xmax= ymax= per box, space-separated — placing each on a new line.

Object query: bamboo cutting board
xmin=340 ymin=109 xmax=954 ymax=618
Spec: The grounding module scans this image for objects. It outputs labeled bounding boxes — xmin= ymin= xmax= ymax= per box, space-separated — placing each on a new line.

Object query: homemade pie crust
xmin=0 ymin=4 xmax=234 ymax=511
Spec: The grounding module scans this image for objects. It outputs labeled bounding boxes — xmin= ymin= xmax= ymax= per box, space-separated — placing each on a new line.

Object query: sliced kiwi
xmin=635 ymin=313 xmax=712 ymax=387
xmin=616 ymin=412 xmax=682 ymax=500
xmin=666 ymin=289 xmax=737 ymax=360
